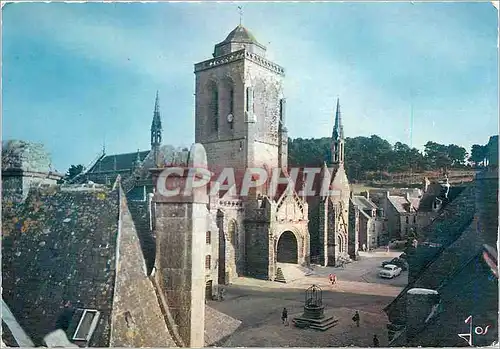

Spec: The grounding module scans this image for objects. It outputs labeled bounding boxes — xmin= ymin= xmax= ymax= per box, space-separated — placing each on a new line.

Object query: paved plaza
xmin=208 ymin=249 xmax=407 ymax=347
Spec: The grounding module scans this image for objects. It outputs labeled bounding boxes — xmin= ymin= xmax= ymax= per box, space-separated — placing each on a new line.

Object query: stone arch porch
xmin=268 ymin=222 xmax=310 ymax=281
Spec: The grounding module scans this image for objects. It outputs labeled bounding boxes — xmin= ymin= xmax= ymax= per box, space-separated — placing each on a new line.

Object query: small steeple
xmin=331 ymin=98 xmax=345 ymax=166
xmin=151 ymin=91 xmax=162 ymax=132
xmin=151 ymin=91 xmax=163 ymax=167
xmin=332 ymin=98 xmax=344 ymax=140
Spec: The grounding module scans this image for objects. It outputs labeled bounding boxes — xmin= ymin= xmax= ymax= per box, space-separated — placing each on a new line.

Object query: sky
xmin=2 ymin=1 xmax=498 ymax=172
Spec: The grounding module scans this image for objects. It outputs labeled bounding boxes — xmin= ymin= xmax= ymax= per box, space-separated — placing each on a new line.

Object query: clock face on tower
xmin=227 ymin=113 xmax=234 ymax=123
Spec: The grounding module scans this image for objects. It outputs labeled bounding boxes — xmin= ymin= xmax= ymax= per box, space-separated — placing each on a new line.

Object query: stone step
xmin=292 ymin=316 xmax=339 ymax=331
xmin=275 ymin=267 xmax=287 ymax=283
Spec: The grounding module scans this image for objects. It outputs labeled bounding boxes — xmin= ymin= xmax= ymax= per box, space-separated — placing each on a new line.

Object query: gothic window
xmin=413 ymin=216 xmax=416 ymax=224
xmin=210 ymin=84 xmax=219 ymax=132
xmin=246 ymin=87 xmax=254 ymax=112
xmin=279 ymin=98 xmax=286 ymax=125
xmin=229 ymin=86 xmax=234 ymax=130
xmin=205 ymin=255 xmax=211 ymax=269
xmin=406 ymin=216 xmax=409 ymax=224
xmin=229 ymin=86 xmax=234 ymax=114
xmin=206 ymin=231 xmax=211 ymax=244
xmin=228 ymin=220 xmax=237 ymax=249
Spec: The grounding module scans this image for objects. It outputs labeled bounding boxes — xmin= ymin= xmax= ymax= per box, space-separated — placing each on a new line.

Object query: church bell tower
xmin=193 ymin=25 xmax=288 ymax=184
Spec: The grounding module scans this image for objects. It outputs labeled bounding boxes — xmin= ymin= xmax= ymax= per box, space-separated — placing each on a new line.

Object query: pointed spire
xmin=152 ymin=90 xmax=162 ymax=130
xmin=332 ymin=98 xmax=344 ymax=140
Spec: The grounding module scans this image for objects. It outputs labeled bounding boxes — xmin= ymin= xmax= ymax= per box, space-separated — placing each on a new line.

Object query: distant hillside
xmin=288 ymin=135 xmax=491 ymax=182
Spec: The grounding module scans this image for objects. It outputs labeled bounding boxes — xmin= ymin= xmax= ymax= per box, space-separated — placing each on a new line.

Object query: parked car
xmin=382 ymin=257 xmax=408 ymax=271
xmin=379 ymin=264 xmax=402 ymax=279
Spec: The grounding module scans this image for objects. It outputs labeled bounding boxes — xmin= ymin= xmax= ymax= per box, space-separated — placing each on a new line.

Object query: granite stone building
xmin=351 ymin=193 xmax=385 ymax=250
xmin=79 ymin=25 xmax=354 ymax=283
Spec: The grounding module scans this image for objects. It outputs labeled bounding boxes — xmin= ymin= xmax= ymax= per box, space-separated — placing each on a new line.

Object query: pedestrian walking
xmin=281 ymin=308 xmax=289 ymax=326
xmin=329 ymin=273 xmax=333 ymax=284
xmin=333 ymin=274 xmax=337 ymax=285
xmin=362 ymin=243 xmax=367 ymax=252
xmin=352 ymin=310 xmax=360 ymax=327
xmin=373 ymin=334 xmax=379 ymax=347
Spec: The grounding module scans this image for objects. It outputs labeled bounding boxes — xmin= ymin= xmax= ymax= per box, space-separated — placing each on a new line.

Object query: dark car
xmin=382 ymin=257 xmax=408 ymax=271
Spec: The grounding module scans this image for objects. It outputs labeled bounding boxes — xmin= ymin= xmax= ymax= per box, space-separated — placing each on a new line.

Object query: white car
xmin=379 ymin=264 xmax=402 ymax=278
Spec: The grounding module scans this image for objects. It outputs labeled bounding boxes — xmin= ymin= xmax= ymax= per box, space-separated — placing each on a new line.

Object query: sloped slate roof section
xmin=109 ymin=189 xmax=176 ymax=347
xmin=89 ymin=151 xmax=150 ymax=173
xmin=1 ymin=186 xmax=120 ymax=346
xmin=385 ymin=183 xmax=476 ymax=316
xmin=352 ymin=196 xmax=378 ymax=211
xmin=408 ymin=252 xmax=498 ymax=346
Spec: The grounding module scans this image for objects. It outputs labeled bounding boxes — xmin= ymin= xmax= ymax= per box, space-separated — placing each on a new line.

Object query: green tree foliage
xmin=65 ymin=164 xmax=84 ymax=180
xmin=469 ymin=144 xmax=488 ymax=166
xmin=288 ymin=136 xmax=470 ymax=181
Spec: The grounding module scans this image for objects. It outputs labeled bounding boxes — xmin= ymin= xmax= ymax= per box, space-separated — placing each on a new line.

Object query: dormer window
xmin=206 ymin=231 xmax=211 ymax=244
xmin=72 ymin=309 xmax=100 ymax=342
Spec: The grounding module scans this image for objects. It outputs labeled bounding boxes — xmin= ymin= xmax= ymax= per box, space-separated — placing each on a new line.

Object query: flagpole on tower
xmin=238 ymin=6 xmax=243 ymax=25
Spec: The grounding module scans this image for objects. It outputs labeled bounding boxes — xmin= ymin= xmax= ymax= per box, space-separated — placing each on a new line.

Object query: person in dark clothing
xmin=373 ymin=334 xmax=379 ymax=347
xmin=352 ymin=310 xmax=360 ymax=327
xmin=281 ymin=308 xmax=288 ymax=325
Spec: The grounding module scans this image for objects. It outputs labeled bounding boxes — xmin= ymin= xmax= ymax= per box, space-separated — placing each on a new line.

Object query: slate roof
xmin=417 ymin=185 xmax=465 ymax=212
xmin=405 ymin=248 xmax=498 ymax=347
xmin=223 ymin=25 xmax=259 ymax=44
xmin=2 ymin=185 xmax=120 ymax=346
xmin=385 ymin=182 xmax=481 ymax=332
xmin=352 ymin=195 xmax=378 ymax=211
xmin=387 ymin=195 xmax=410 ymax=213
xmin=88 ymin=150 xmax=150 ymax=173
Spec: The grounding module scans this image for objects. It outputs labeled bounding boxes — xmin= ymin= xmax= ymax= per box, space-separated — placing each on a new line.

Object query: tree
xmin=424 ymin=141 xmax=451 ymax=171
xmin=469 ymin=144 xmax=487 ymax=166
xmin=66 ymin=164 xmax=84 ymax=180
xmin=446 ymin=144 xmax=467 ymax=167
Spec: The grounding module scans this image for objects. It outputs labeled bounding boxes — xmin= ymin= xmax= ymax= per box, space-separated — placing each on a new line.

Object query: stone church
xmin=75 ymin=24 xmax=354 ymax=284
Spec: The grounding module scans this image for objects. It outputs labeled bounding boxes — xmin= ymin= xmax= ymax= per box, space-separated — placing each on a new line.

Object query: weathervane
xmin=238 ymin=6 xmax=243 ymax=25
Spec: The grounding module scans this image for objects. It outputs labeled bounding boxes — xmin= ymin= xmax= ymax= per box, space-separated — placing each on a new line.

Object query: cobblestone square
xmin=208 ymin=249 xmax=406 ymax=347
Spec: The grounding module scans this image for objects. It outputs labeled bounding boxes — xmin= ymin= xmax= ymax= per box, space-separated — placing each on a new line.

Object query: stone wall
xmin=2 ymin=140 xmax=62 ymax=202
xmin=2 ymin=140 xmax=52 ymax=173
xmin=244 ymin=220 xmax=270 ymax=280
xmin=151 ymin=144 xmax=209 ymax=348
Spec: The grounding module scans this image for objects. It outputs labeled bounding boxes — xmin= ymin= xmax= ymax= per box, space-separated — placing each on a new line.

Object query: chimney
xmin=406 ymin=288 xmax=440 ymax=342
xmin=150 ymin=143 xmax=208 ymax=348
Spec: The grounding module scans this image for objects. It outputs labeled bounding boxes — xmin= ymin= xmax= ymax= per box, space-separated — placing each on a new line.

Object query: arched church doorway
xmin=217 ymin=211 xmax=226 ymax=285
xmin=277 ymin=231 xmax=298 ymax=264
xmin=205 ymin=280 xmax=213 ymax=300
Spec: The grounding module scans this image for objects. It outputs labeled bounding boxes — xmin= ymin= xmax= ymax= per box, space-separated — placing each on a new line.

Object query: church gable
xmin=275 ymin=192 xmax=306 ymax=222
xmin=330 ymin=165 xmax=350 ymax=192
